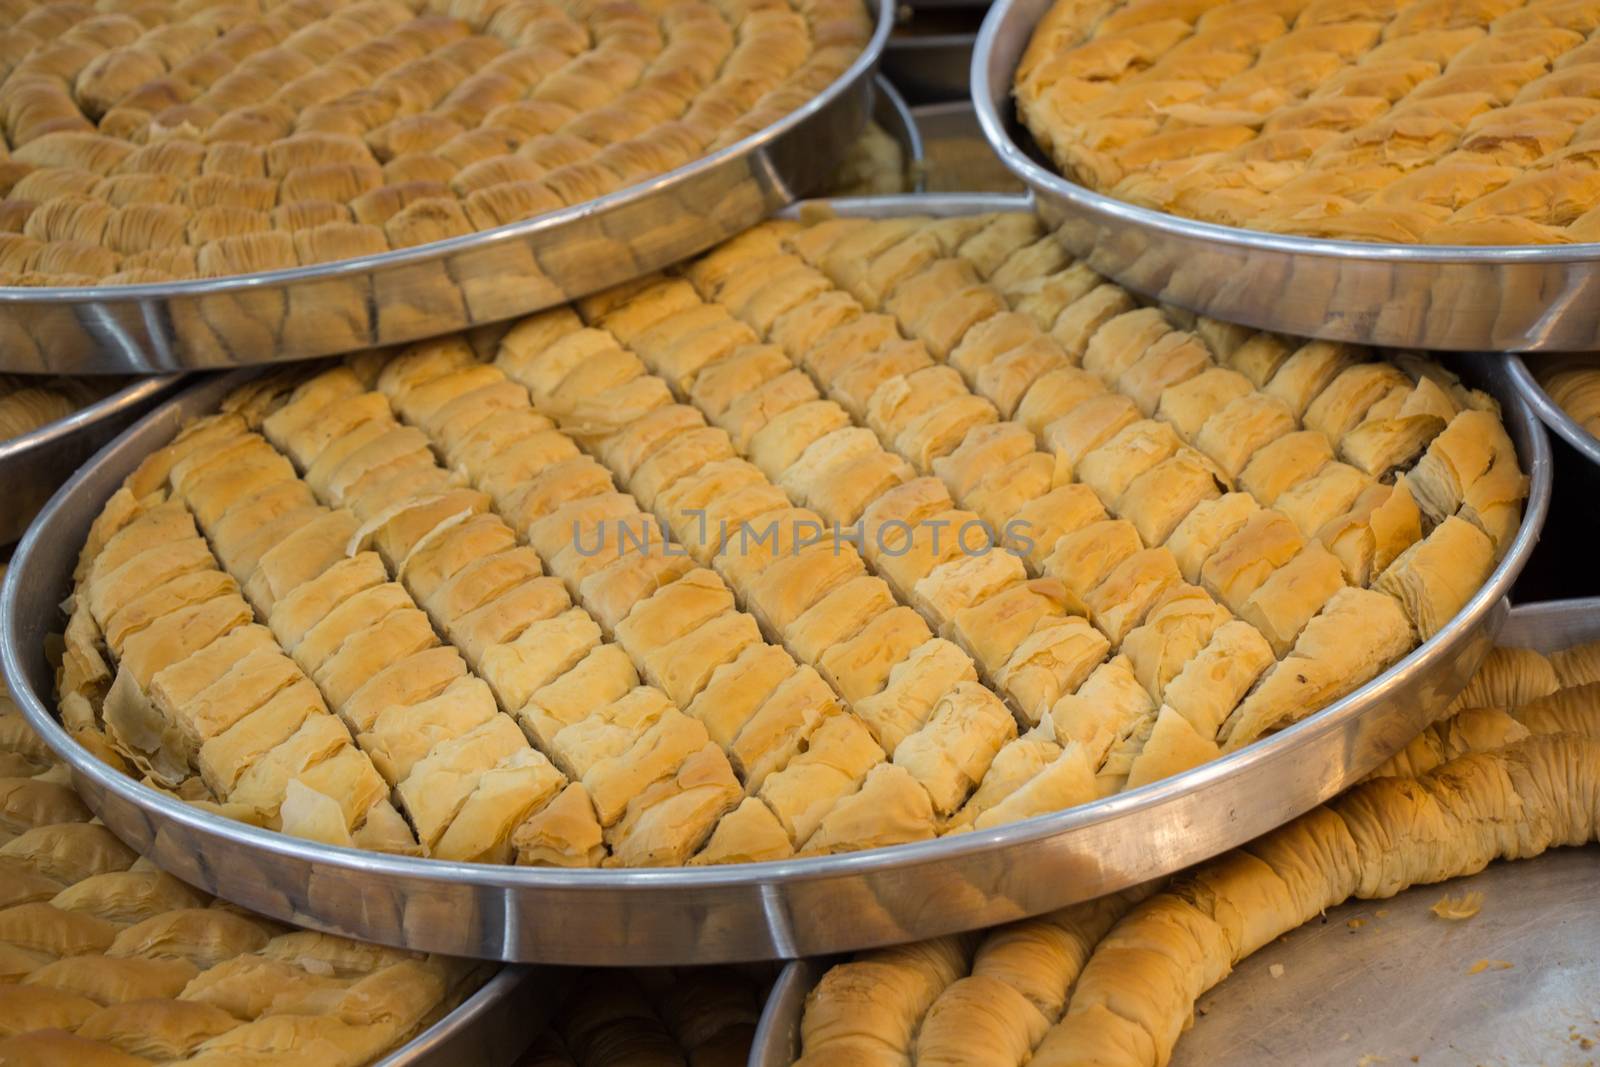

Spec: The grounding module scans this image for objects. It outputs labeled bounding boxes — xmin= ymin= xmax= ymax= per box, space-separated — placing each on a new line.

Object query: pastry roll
xmin=966 ymin=452 xmax=1054 ymax=535
xmin=1263 ymin=341 xmax=1361 ymax=418
xmin=786 ymin=576 xmax=897 ymax=666
xmin=855 ymin=639 xmax=979 ymax=755
xmin=1453 ymin=646 xmax=1559 ymax=713
xmin=518 ymin=643 xmax=641 ymax=752
xmin=117 ymin=593 xmax=253 ymax=690
xmin=1015 ymin=366 xmax=1107 ymax=438
xmin=1120 ymin=583 xmax=1232 ymax=704
xmin=480 ymin=608 xmax=603 ymax=715
xmin=867 ymin=366 xmax=969 ymax=444
xmin=809 ymin=449 xmax=918 ymax=528
xmin=311 ymin=607 xmax=438 ymax=710
xmin=264 ymin=554 xmax=388 ymax=653
xmin=639 ymin=609 xmax=762 ymax=707
xmin=818 ymin=606 xmax=934 ymax=705
xmin=615 ymin=569 xmax=734 ymax=659
xmin=1237 ymin=430 xmax=1333 ymax=506
xmin=1199 ymin=508 xmax=1306 ymax=613
xmin=1193 ymin=392 xmax=1297 ymax=481
xmin=1238 ymin=542 xmax=1348 ymax=656
xmin=729 ymin=665 xmax=838 ymax=791
xmin=1458 ymin=454 xmax=1527 ymax=556
xmin=949 ymin=311 xmax=1042 ymax=384
xmin=1048 ymin=655 xmax=1154 ymax=768
xmin=1374 ymin=515 xmax=1495 ymax=640
xmin=1314 ymin=479 xmax=1423 ymax=585
xmin=357 ymin=676 xmax=500 ymax=784
xmin=576 ymin=550 xmax=695 ymax=638
xmin=1005 ymin=483 xmax=1106 ymax=571
xmin=1338 ymin=411 xmax=1447 ymax=480
xmin=758 ymin=714 xmax=884 ymax=844
xmin=975 ymin=740 xmax=1097 ymax=828
xmin=797 ymin=762 xmax=937 ymax=855
xmin=1117 ymin=449 xmax=1225 ymax=546
xmin=893 ymin=681 xmax=1017 ymax=816
xmin=801 ymin=314 xmax=898 ymax=386
xmin=1043 ymin=519 xmax=1142 ymax=602
xmin=396 ymin=717 xmax=530 ymax=850
xmin=1155 ymin=366 xmax=1254 ymax=440
xmin=550 ymin=687 xmax=674 ymax=780
xmin=1305 ymin=362 xmax=1411 ymax=441
xmin=946 ymin=723 xmax=1061 ymax=831
xmin=995 ymin=616 xmax=1111 ymax=725
xmin=1050 ymin=285 xmax=1137 ymax=358
xmin=793 ymin=934 xmax=968 ymax=1065
xmin=1076 ymin=419 xmax=1182 ymax=507
xmin=1221 ymin=588 xmax=1414 ymax=751
xmin=872 ymin=507 xmax=977 ymax=599
xmin=933 ymin=423 xmax=1036 ymax=500
xmin=895 ymin=394 xmax=999 ymax=469
xmin=1115 ymin=330 xmax=1210 ymax=417
xmin=691 ymin=795 xmax=795 ymax=865
xmin=912 ymin=551 xmax=1028 ymax=625
xmin=747 ymin=400 xmax=851 ymax=482
xmin=606 ymin=743 xmax=742 ymax=867
xmin=510 ymin=781 xmax=606 ymax=868
xmin=951 ymin=578 xmax=1081 ymax=678
xmin=341 ymin=645 xmax=470 ymax=736
xmin=1274 ymin=460 xmax=1371 ymax=538
xmin=1084 ymin=547 xmax=1183 ymax=646
xmin=682 ymin=641 xmax=797 ymax=750
xmin=1043 ymin=393 xmax=1141 ymax=477
xmin=1081 ymin=308 xmax=1173 ymax=385
xmin=1405 ymin=408 xmax=1516 ymax=524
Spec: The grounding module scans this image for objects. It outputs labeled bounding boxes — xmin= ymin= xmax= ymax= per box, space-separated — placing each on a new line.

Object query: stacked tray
xmin=0 ymin=375 xmax=184 ymax=545
xmin=0 ymin=196 xmax=1550 ymax=969
xmin=0 ymin=0 xmax=891 ymax=375
xmin=751 ymin=598 xmax=1600 ymax=1067
xmin=972 ymin=0 xmax=1600 ymax=353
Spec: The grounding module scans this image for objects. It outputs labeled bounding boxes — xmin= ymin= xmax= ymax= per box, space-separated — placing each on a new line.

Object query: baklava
xmin=1017 ymin=0 xmax=1600 ymax=245
xmin=0 ymin=645 xmax=489 ymax=1066
xmin=59 ymin=209 xmax=1524 ymax=869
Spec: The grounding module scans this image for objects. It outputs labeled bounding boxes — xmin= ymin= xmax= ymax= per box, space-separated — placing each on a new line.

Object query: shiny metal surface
xmin=0 ymin=375 xmax=184 ymax=546
xmin=752 ymin=603 xmax=1600 ymax=1067
xmin=381 ymin=967 xmax=542 ymax=1067
xmin=0 ymin=207 xmax=1551 ymax=967
xmin=750 ymin=959 xmax=832 ymax=1067
xmin=972 ymin=0 xmax=1600 ymax=353
xmin=1504 ymin=355 xmax=1600 ymax=467
xmin=872 ymin=76 xmax=924 ymax=192
xmin=0 ymin=1 xmax=890 ymax=377
xmin=909 ymin=102 xmax=1026 ymax=193
xmin=1170 ymin=846 xmax=1600 ymax=1067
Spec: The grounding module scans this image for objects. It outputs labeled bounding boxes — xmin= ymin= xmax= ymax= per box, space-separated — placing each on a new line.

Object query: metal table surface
xmin=0 ymin=200 xmax=1552 ymax=966
xmin=972 ymin=0 xmax=1600 ymax=353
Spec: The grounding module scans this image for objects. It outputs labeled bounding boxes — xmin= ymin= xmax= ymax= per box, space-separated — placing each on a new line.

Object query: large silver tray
xmin=874 ymin=76 xmax=924 ymax=189
xmin=0 ymin=0 xmax=891 ymax=377
xmin=972 ymin=0 xmax=1600 ymax=353
xmin=0 ymin=375 xmax=185 ymax=546
xmin=382 ymin=967 xmax=543 ymax=1067
xmin=1504 ymin=356 xmax=1600 ymax=468
xmin=0 ymin=200 xmax=1550 ymax=967
xmin=751 ymin=600 xmax=1600 ymax=1067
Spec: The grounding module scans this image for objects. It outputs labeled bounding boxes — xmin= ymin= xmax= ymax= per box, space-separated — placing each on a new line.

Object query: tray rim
xmin=0 ymin=375 xmax=185 ymax=465
xmin=1502 ymin=355 xmax=1600 ymax=466
xmin=0 ymin=0 xmax=894 ymax=307
xmin=0 ymin=200 xmax=1553 ymax=965
xmin=379 ymin=965 xmax=537 ymax=1067
xmin=968 ymin=0 xmax=1600 ymax=265
xmin=750 ymin=596 xmax=1600 ymax=1067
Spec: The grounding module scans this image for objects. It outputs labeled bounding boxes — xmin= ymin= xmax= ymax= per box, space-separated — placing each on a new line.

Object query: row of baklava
xmin=0 ymin=0 xmax=871 ymax=286
xmin=0 ymin=657 xmax=488 ymax=1066
xmin=519 ymin=966 xmax=767 ymax=1067
xmin=791 ymin=641 xmax=1600 ymax=1067
xmin=653 ymin=210 xmax=1522 ymax=784
xmin=1017 ymin=0 xmax=1600 ymax=244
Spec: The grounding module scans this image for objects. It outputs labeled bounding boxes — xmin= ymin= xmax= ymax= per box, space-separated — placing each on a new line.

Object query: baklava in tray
xmin=784 ymin=643 xmax=1600 ymax=1067
xmin=1016 ymin=0 xmax=1600 ymax=245
xmin=0 ymin=627 xmax=491 ymax=1066
xmin=0 ymin=0 xmax=870 ymax=286
xmin=58 ymin=208 xmax=1525 ymax=870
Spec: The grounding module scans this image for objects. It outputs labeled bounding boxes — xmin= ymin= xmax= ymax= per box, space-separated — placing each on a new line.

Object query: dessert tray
xmin=0 ymin=195 xmax=1550 ymax=965
xmin=0 ymin=0 xmax=890 ymax=375
xmin=974 ymin=0 xmax=1600 ymax=353
xmin=1505 ymin=354 xmax=1600 ymax=467
xmin=752 ymin=598 xmax=1600 ymax=1067
xmin=0 ymin=374 xmax=184 ymax=545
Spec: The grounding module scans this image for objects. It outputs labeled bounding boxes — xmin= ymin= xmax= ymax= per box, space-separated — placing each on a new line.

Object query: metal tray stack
xmin=0 ymin=198 xmax=1551 ymax=981
xmin=971 ymin=0 xmax=1600 ymax=353
xmin=0 ymin=376 xmax=184 ymax=546
xmin=0 ymin=0 xmax=892 ymax=376
xmin=750 ymin=601 xmax=1600 ymax=1067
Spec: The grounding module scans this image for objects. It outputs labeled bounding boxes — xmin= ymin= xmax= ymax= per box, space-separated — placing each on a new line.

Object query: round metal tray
xmin=874 ymin=76 xmax=924 ymax=188
xmin=0 ymin=0 xmax=891 ymax=377
xmin=382 ymin=967 xmax=543 ymax=1067
xmin=0 ymin=375 xmax=185 ymax=547
xmin=0 ymin=207 xmax=1550 ymax=968
xmin=1503 ymin=356 xmax=1600 ymax=468
xmin=750 ymin=598 xmax=1600 ymax=1067
xmin=971 ymin=0 xmax=1600 ymax=353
